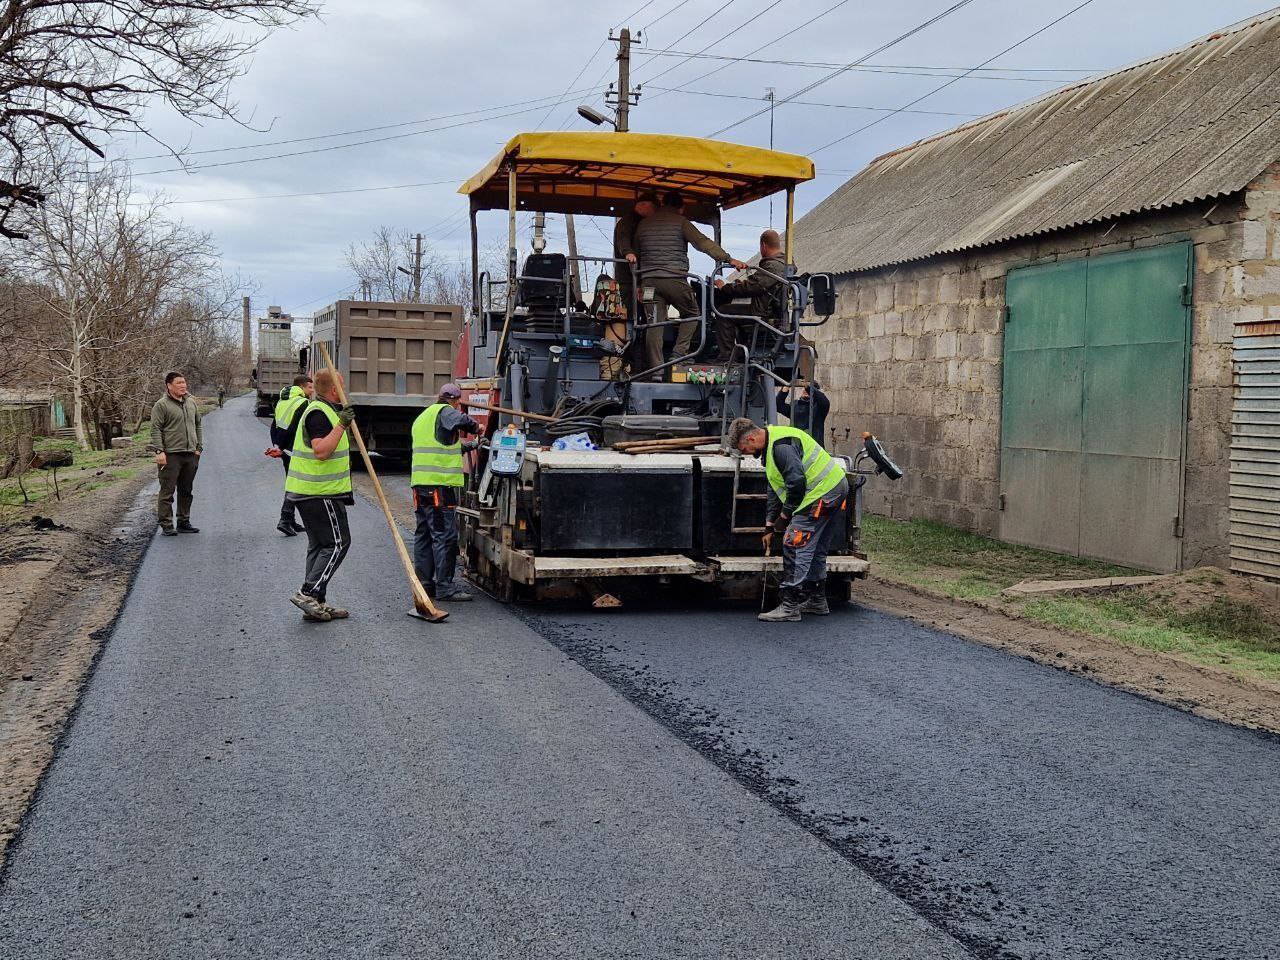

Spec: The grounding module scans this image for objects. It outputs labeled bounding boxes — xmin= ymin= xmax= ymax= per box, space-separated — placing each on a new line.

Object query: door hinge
xmin=999 ymin=493 xmax=1007 ymax=512
xmin=1180 ymin=283 xmax=1192 ymax=307
xmin=1003 ymin=304 xmax=1012 ymax=323
xmin=1173 ymin=515 xmax=1183 ymax=538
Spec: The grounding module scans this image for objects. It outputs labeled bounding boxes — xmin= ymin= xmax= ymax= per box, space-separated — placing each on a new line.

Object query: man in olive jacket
xmin=149 ymin=371 xmax=203 ymax=536
xmin=713 ymin=229 xmax=789 ymax=359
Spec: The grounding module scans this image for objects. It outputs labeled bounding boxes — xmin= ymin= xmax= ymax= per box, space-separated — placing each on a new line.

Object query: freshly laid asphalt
xmin=1 ymin=394 xmax=1277 ymax=959
xmin=0 ymin=395 xmax=967 ymax=959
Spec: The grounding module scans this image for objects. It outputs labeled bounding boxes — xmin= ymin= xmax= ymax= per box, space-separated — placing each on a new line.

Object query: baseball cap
xmin=438 ymin=382 xmax=462 ymax=400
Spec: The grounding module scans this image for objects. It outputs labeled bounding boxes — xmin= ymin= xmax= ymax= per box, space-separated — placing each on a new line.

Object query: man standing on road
xmin=729 ymin=417 xmax=848 ymax=623
xmin=410 ymin=383 xmax=482 ymax=602
xmin=271 ymin=374 xmax=314 ymax=537
xmin=149 ymin=372 xmax=202 ymax=537
xmin=630 ymin=190 xmax=747 ymax=377
xmin=284 ymin=369 xmax=356 ymax=623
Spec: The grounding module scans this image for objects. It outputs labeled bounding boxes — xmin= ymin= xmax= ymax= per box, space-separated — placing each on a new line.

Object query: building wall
xmin=814 ymin=169 xmax=1280 ymax=570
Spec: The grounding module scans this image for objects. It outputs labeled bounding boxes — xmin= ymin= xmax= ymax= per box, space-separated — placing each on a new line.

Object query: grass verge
xmin=863 ymin=515 xmax=1280 ymax=683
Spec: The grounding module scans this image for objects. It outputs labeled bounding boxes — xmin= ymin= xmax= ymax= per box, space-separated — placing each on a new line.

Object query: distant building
xmin=795 ymin=11 xmax=1280 ymax=578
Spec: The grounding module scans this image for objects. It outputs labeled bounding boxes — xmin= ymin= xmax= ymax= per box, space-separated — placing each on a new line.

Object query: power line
xmin=114 ymin=89 xmax=602 ymax=164
xmin=536 ymin=43 xmax=610 ymax=130
xmin=641 ymin=49 xmax=1097 ymax=76
xmin=642 ymin=0 xmax=741 ymax=75
xmin=708 ymin=0 xmax=979 ymax=137
xmin=648 ymin=84 xmax=981 ymax=117
xmin=812 ymin=0 xmax=1097 ymax=154
xmin=146 ymin=178 xmax=462 ymax=206
xmin=618 ymin=0 xmax=661 ymax=28
xmin=131 ymin=99 xmax=588 ymax=177
xmin=642 ymin=0 xmax=853 ymax=103
xmin=636 ymin=0 xmax=785 ymax=87
xmin=642 ymin=0 xmax=694 ymax=33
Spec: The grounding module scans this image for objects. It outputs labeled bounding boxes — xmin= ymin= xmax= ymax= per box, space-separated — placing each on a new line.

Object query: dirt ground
xmin=0 ymin=462 xmax=156 ymax=868
xmin=858 ymin=577 xmax=1280 ymax=735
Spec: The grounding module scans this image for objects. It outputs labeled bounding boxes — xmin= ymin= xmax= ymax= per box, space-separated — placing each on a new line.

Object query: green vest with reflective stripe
xmin=411 ymin=403 xmax=464 ymax=488
xmin=764 ymin=425 xmax=843 ymax=512
xmin=284 ymin=400 xmax=351 ymax=496
xmin=274 ymin=386 xmax=306 ymax=429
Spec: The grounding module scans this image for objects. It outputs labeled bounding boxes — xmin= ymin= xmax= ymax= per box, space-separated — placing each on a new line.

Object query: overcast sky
xmin=110 ymin=0 xmax=1279 ymax=326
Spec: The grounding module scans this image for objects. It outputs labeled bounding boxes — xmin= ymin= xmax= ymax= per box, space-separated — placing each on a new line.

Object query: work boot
xmin=290 ymin=520 xmax=307 ymax=534
xmin=290 ymin=590 xmax=331 ymax=621
xmin=277 ymin=519 xmax=298 ymax=537
xmin=177 ymin=520 xmax=199 ymax=533
xmin=799 ymin=582 xmax=830 ymax=616
xmin=758 ymin=587 xmax=803 ymax=622
xmin=160 ymin=524 xmax=177 ymax=537
xmin=436 ymin=583 xmax=473 ymax=602
xmin=320 ymin=602 xmax=349 ymax=619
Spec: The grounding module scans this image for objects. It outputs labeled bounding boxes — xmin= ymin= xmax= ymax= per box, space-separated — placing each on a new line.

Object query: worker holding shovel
xmin=284 ymin=368 xmax=357 ymax=622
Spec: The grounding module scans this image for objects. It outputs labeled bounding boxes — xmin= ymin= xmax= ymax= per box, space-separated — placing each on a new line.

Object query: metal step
xmin=731 ymin=526 xmax=768 ymax=534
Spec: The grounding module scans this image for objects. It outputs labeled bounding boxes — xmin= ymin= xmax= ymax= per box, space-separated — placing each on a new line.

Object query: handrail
xmin=621 ymin=273 xmax=710 ymax=384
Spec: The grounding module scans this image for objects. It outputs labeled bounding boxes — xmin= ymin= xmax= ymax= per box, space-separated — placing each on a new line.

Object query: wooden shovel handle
xmin=317 ymin=342 xmax=443 ymax=618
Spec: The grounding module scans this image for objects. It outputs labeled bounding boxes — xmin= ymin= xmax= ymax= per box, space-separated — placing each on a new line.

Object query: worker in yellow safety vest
xmin=410 ymin=383 xmax=482 ymax=602
xmin=284 ymin=369 xmax=356 ymax=623
xmin=271 ymin=374 xmax=313 ymax=537
xmin=728 ymin=416 xmax=849 ymax=622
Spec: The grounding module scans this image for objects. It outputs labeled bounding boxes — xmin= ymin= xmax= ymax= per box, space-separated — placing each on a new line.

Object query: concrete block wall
xmin=814 ymin=194 xmax=1252 ymax=569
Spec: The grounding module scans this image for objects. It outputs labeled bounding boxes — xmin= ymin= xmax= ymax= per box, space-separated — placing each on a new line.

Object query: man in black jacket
xmin=777 ymin=381 xmax=830 ymax=448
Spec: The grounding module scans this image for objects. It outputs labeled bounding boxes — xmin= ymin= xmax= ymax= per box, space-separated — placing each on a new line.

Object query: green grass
xmin=0 ymin=425 xmax=152 ymax=515
xmin=863 ymin=514 xmax=1136 ymax=598
xmin=863 ymin=513 xmax=1280 ymax=682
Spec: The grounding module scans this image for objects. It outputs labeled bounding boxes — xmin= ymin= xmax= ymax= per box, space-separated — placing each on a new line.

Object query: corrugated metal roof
xmin=793 ymin=10 xmax=1280 ymax=274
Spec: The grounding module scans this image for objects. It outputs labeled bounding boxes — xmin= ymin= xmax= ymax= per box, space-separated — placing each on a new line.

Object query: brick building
xmin=793 ymin=11 xmax=1280 ymax=578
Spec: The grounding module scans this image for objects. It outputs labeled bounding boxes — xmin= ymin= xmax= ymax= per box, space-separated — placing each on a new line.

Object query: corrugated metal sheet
xmin=793 ymin=11 xmax=1280 ymax=274
xmin=1230 ymin=330 xmax=1280 ymax=581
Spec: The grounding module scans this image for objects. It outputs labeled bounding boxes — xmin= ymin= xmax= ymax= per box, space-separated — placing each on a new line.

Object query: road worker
xmin=285 ymin=368 xmax=356 ymax=622
xmin=712 ymin=228 xmax=789 ymax=360
xmin=629 ymin=190 xmax=748 ymax=377
xmin=728 ymin=416 xmax=849 ymax=622
xmin=271 ymin=374 xmax=314 ymax=536
xmin=410 ymin=383 xmax=482 ymax=602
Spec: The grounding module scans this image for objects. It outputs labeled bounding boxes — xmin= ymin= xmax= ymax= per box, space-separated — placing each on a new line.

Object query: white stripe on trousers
xmin=312 ymin=498 xmax=345 ymax=595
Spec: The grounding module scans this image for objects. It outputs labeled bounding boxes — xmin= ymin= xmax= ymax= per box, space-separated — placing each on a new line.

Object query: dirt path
xmin=857 ymin=578 xmax=1280 ymax=735
xmin=0 ymin=465 xmax=156 ymax=867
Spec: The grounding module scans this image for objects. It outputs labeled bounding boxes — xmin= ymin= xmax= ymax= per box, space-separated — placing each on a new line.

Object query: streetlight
xmin=576 ymin=104 xmax=616 ymax=129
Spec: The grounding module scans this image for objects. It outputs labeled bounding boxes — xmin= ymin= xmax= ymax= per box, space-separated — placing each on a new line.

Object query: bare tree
xmin=13 ymin=161 xmax=221 ymax=448
xmin=344 ymin=226 xmax=417 ymax=302
xmin=0 ymin=0 xmax=319 ymax=239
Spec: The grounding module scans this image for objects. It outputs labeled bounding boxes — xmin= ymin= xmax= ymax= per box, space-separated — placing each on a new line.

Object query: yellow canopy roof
xmin=459 ymin=131 xmax=814 ymax=219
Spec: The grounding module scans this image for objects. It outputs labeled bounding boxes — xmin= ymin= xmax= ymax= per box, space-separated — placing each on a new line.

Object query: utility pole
xmin=411 ymin=233 xmax=424 ymax=301
xmin=360 ymin=279 xmax=372 ymax=301
xmin=565 ymin=213 xmax=582 ymax=304
xmin=532 ymin=212 xmax=546 ymax=253
xmin=615 ymin=28 xmax=633 ymax=133
xmin=766 ymin=87 xmax=776 ymax=227
xmin=241 ymin=296 xmax=251 ymax=375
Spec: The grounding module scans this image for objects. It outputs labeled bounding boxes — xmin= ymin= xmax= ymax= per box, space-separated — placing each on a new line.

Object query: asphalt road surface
xmin=1 ymin=394 xmax=1277 ymax=959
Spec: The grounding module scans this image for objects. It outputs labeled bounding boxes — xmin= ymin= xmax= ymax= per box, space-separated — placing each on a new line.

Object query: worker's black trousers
xmin=295 ymin=497 xmax=351 ymax=602
xmin=412 ymin=486 xmax=461 ymax=596
xmin=278 ymin=453 xmax=302 ymax=527
xmin=780 ymin=479 xmax=849 ymax=590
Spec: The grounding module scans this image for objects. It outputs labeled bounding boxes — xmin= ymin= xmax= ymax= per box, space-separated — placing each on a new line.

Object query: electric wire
xmin=707 ymin=0 xmax=978 ymax=137
xmin=641 ymin=0 xmax=852 ymax=103
xmin=149 ymin=178 xmax=462 ymax=206
xmin=641 ymin=0 xmax=694 ymax=34
xmin=648 ymin=84 xmax=981 ymax=116
xmin=639 ymin=49 xmax=1097 ymax=76
xmin=811 ymin=0 xmax=1097 ymax=153
xmin=635 ymin=0 xmax=786 ymax=87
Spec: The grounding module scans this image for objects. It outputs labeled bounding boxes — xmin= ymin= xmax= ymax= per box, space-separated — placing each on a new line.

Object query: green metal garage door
xmin=1000 ymin=243 xmax=1192 ymax=572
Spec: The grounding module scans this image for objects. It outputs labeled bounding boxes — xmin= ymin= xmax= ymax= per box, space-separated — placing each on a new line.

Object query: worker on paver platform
xmin=271 ymin=374 xmax=314 ymax=537
xmin=410 ymin=383 xmax=482 ymax=602
xmin=728 ymin=417 xmax=849 ymax=622
xmin=285 ymin=369 xmax=356 ymax=623
xmin=629 ymin=190 xmax=748 ymax=377
xmin=712 ymin=228 xmax=789 ymax=360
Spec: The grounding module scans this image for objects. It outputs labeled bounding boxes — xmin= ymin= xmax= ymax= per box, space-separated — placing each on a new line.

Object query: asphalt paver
xmin=0 ymin=396 xmax=969 ymax=959
xmin=521 ymin=599 xmax=1280 ymax=960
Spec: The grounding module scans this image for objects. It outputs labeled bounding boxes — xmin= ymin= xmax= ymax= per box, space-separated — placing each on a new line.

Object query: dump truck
xmin=453 ymin=131 xmax=901 ymax=605
xmin=253 ymin=306 xmax=301 ymax=417
xmin=310 ymin=300 xmax=463 ymax=459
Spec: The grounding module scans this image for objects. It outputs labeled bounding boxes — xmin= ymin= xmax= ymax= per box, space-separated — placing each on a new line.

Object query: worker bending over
xmin=271 ymin=374 xmax=313 ymax=536
xmin=411 ymin=383 xmax=482 ymax=602
xmin=728 ymin=416 xmax=848 ymax=622
xmin=285 ymin=369 xmax=357 ymax=622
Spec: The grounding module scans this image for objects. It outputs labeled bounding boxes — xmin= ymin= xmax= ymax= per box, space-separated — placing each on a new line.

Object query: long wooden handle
xmin=317 ymin=343 xmax=443 ymax=618
xmin=465 ymin=400 xmax=560 ymax=424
